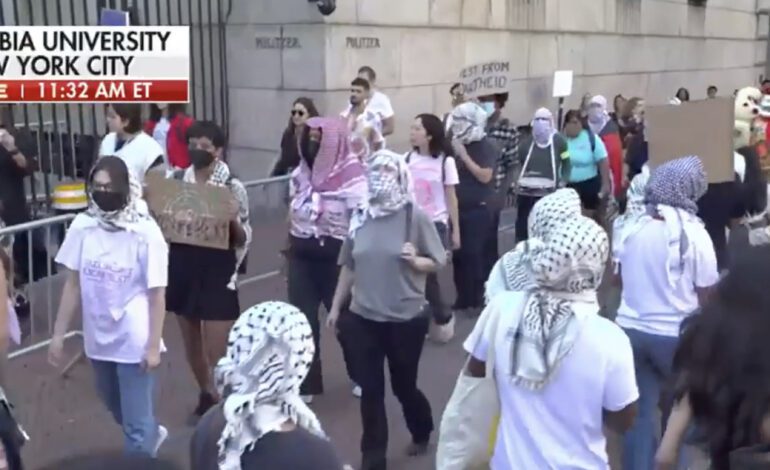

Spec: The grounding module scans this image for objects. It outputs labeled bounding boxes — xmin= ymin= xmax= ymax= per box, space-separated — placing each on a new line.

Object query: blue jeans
xmin=621 ymin=328 xmax=682 ymax=470
xmin=91 ymin=360 xmax=159 ymax=456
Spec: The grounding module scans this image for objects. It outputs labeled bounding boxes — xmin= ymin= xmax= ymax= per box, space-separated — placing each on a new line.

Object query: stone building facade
xmin=226 ymin=0 xmax=763 ymax=179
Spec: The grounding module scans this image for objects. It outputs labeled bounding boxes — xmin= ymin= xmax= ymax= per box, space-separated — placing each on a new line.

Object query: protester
xmin=707 ymin=85 xmax=718 ymax=99
xmin=144 ymin=104 xmax=193 ymax=171
xmin=341 ymin=78 xmax=384 ymax=159
xmin=613 ymin=156 xmax=718 ymax=470
xmin=612 ymin=171 xmax=650 ymax=269
xmin=357 ymin=66 xmax=395 ymax=138
xmin=328 ymin=150 xmax=446 ymax=470
xmin=448 ymin=102 xmax=496 ymax=314
xmin=406 ymin=113 xmax=459 ymax=331
xmin=587 ymin=95 xmax=625 ymax=200
xmin=99 ymin=103 xmax=166 ymax=185
xmin=38 ymin=453 xmax=182 ymax=470
xmin=0 ymin=246 xmax=19 ymax=390
xmin=478 ymin=92 xmax=520 ymax=277
xmin=48 ymin=156 xmax=169 ymax=456
xmin=514 ymin=107 xmax=571 ymax=241
xmin=612 ymin=94 xmax=627 ymax=122
xmin=562 ymin=109 xmax=611 ymax=219
xmin=464 ymin=213 xmax=638 ymax=469
xmin=287 ymin=117 xmax=366 ymax=402
xmin=623 ymin=97 xmax=648 ymax=179
xmin=675 ymin=87 xmax=691 ymax=102
xmin=165 ymin=121 xmax=251 ymax=418
xmin=443 ymin=83 xmax=465 ymax=131
xmin=485 ymin=188 xmax=582 ymax=301
xmin=271 ymin=97 xmax=319 ymax=177
xmin=190 ymin=301 xmax=344 ymax=470
xmin=656 ymin=246 xmax=770 ymax=470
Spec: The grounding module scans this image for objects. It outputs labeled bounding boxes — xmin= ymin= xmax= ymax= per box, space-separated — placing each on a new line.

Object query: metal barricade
xmin=1 ymin=215 xmax=81 ymax=370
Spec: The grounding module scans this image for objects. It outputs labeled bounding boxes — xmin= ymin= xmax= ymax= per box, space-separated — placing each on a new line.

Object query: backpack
xmin=587 ymin=128 xmax=597 ymax=153
xmin=405 ymin=151 xmax=451 ymax=184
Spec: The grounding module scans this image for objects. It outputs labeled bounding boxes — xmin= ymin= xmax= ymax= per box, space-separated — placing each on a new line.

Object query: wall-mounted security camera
xmin=308 ymin=0 xmax=336 ymax=16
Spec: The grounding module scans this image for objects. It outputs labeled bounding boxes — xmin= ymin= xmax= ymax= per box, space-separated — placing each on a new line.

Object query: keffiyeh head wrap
xmin=349 ymin=149 xmax=412 ymax=236
xmin=587 ymin=95 xmax=611 ymax=135
xmin=510 ymin=215 xmax=609 ymax=390
xmin=531 ymin=107 xmax=556 ymax=148
xmin=87 ymin=156 xmax=147 ymax=231
xmin=485 ymin=188 xmax=582 ymax=302
xmin=215 ymin=301 xmax=324 ymax=470
xmin=450 ymin=102 xmax=487 ymax=144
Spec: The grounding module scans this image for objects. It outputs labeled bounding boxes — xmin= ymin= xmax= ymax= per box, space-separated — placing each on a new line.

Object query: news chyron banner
xmin=0 ymin=26 xmax=189 ymax=103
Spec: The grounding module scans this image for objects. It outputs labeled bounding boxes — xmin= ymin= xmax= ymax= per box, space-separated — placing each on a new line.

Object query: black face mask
xmin=92 ymin=190 xmax=126 ymax=212
xmin=189 ymin=149 xmax=215 ymax=170
xmin=300 ymin=128 xmax=322 ymax=168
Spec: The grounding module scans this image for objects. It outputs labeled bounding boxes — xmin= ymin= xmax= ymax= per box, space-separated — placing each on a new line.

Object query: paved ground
xmin=5 ymin=207 xmax=646 ymax=469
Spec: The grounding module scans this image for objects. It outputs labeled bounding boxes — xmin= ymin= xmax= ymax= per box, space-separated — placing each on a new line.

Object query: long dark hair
xmin=674 ymin=246 xmax=770 ymax=469
xmin=285 ymin=97 xmax=319 ymax=135
xmin=89 ymin=156 xmax=131 ymax=200
xmin=563 ymin=109 xmax=589 ymax=133
xmin=414 ymin=113 xmax=449 ymax=158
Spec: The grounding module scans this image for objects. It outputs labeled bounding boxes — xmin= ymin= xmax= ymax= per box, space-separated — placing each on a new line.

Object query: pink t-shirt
xmin=407 ymin=152 xmax=459 ymax=223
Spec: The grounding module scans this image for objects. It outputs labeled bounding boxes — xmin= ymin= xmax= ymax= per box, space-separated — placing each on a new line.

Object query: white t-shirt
xmin=152 ymin=117 xmax=171 ymax=160
xmin=406 ymin=152 xmax=459 ymax=223
xmin=99 ymin=132 xmax=166 ymax=185
xmin=616 ymin=217 xmax=719 ymax=337
xmin=55 ymin=214 xmax=169 ymax=363
xmin=464 ymin=292 xmax=638 ymax=470
xmin=368 ymin=90 xmax=395 ymax=121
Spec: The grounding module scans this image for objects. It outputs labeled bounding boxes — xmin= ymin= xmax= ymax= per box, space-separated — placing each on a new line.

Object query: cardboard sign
xmin=552 ymin=70 xmax=573 ymax=98
xmin=646 ymin=97 xmax=735 ymax=183
xmin=145 ymin=176 xmax=233 ymax=250
xmin=459 ymin=61 xmax=511 ymax=98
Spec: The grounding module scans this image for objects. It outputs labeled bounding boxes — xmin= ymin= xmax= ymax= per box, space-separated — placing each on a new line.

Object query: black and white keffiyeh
xmin=214 ymin=301 xmax=325 ymax=470
xmin=450 ymin=102 xmax=488 ymax=144
xmin=510 ymin=215 xmax=609 ymax=390
xmin=86 ymin=162 xmax=147 ymax=231
xmin=485 ymin=188 xmax=582 ymax=302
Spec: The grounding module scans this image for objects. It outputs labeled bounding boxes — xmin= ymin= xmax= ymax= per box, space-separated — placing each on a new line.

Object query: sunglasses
xmin=291 ymin=110 xmax=306 ymax=117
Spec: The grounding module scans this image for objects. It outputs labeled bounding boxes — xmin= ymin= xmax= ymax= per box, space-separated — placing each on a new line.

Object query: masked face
xmin=91 ymin=190 xmax=126 ymax=212
xmin=300 ymin=127 xmax=322 ymax=167
xmin=367 ymin=165 xmax=399 ymax=204
xmin=480 ymin=101 xmax=495 ymax=116
xmin=189 ymin=149 xmax=215 ymax=170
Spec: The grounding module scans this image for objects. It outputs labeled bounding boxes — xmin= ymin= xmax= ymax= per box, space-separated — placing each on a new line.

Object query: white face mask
xmin=481 ymin=102 xmax=495 ymax=116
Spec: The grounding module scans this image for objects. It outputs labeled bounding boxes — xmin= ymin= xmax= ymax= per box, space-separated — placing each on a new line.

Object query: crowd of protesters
xmin=1 ymin=69 xmax=770 ymax=470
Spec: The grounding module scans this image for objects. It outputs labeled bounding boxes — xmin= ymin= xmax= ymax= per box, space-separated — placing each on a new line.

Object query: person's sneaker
xmin=352 ymin=385 xmax=362 ymax=398
xmin=301 ymin=395 xmax=314 ymax=404
xmin=193 ymin=392 xmax=218 ymax=417
xmin=154 ymin=425 xmax=168 ymax=455
xmin=405 ymin=441 xmax=430 ymax=456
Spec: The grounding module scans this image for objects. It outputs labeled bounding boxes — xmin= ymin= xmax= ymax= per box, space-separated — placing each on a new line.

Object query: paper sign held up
xmin=646 ymin=97 xmax=735 ymax=184
xmin=459 ymin=61 xmax=511 ymax=98
xmin=552 ymin=70 xmax=573 ymax=98
xmin=145 ymin=175 xmax=232 ymax=250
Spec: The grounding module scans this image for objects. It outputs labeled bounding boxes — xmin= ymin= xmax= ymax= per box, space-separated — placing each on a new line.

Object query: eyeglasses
xmin=291 ymin=110 xmax=306 ymax=117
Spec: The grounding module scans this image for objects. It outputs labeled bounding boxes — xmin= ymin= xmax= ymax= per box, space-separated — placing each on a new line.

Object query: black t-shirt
xmin=455 ymin=137 xmax=496 ymax=209
xmin=190 ymin=405 xmax=344 ymax=470
xmin=0 ymin=127 xmax=36 ymax=225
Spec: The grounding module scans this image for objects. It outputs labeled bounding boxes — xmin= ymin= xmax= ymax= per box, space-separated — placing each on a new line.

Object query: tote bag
xmin=436 ymin=292 xmax=528 ymax=470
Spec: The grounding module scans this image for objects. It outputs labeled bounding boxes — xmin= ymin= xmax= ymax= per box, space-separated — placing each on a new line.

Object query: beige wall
xmin=226 ymin=0 xmax=764 ymax=180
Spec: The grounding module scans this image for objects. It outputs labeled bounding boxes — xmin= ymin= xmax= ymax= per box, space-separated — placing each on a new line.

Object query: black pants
xmin=483 ymin=209 xmax=501 ymax=280
xmin=514 ymin=194 xmax=541 ymax=242
xmin=452 ymin=205 xmax=493 ymax=309
xmin=343 ymin=313 xmax=433 ymax=470
xmin=425 ymin=222 xmax=451 ymax=324
xmin=288 ymin=237 xmax=357 ymax=395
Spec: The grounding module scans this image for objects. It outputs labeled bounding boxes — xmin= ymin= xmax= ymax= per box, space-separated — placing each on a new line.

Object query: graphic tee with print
xmin=407 ymin=152 xmax=459 ymax=223
xmin=517 ymin=134 xmax=570 ymax=195
xmin=99 ymin=132 xmax=166 ymax=185
xmin=567 ymin=129 xmax=608 ymax=183
xmin=55 ymin=214 xmax=169 ymax=363
xmin=464 ymin=292 xmax=638 ymax=470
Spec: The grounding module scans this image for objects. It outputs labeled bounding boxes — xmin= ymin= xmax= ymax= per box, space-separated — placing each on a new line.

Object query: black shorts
xmin=166 ymin=243 xmax=241 ymax=321
xmin=568 ymin=175 xmax=602 ymax=211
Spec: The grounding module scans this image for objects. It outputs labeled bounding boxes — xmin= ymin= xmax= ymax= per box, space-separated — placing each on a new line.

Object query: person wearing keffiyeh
xmin=189 ymin=301 xmax=344 ymax=470
xmin=461 ymin=214 xmax=638 ymax=469
xmin=329 ymin=149 xmax=446 ymax=470
xmin=49 ymin=155 xmax=169 ymax=457
xmin=164 ymin=121 xmax=252 ymax=419
xmin=287 ymin=116 xmax=366 ymax=402
xmin=613 ymin=156 xmax=719 ymax=470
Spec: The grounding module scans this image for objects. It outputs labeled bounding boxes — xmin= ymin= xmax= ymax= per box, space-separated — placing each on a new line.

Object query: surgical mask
xmin=91 ymin=190 xmax=126 ymax=212
xmin=481 ymin=102 xmax=495 ymax=116
xmin=189 ymin=149 xmax=215 ymax=170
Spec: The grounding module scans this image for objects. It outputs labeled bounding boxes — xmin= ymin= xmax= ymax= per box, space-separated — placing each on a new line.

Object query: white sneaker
xmin=301 ymin=395 xmax=314 ymax=404
xmin=352 ymin=385 xmax=362 ymax=398
xmin=154 ymin=425 xmax=168 ymax=455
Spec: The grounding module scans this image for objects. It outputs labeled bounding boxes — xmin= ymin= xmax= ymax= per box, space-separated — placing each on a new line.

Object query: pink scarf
xmin=290 ymin=117 xmax=367 ymax=240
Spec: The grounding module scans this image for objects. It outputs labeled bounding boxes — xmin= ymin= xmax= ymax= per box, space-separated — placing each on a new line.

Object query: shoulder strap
xmin=404 ymin=202 xmax=414 ymax=243
xmin=589 ymin=130 xmax=596 ymax=153
xmin=441 ymin=154 xmax=447 ymax=184
xmin=405 ymin=150 xmax=412 ymax=163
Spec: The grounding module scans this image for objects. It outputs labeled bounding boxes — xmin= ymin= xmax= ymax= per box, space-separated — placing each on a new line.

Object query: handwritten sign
xmin=459 ymin=61 xmax=511 ymax=98
xmin=346 ymin=37 xmax=380 ymax=49
xmin=255 ymin=36 xmax=301 ymax=49
xmin=145 ymin=176 xmax=233 ymax=250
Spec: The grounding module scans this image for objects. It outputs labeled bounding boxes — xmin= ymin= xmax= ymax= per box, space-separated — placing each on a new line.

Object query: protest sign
xmin=145 ymin=175 xmax=232 ymax=249
xmin=459 ymin=60 xmax=511 ymax=98
xmin=552 ymin=70 xmax=573 ymax=98
xmin=646 ymin=97 xmax=734 ymax=183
